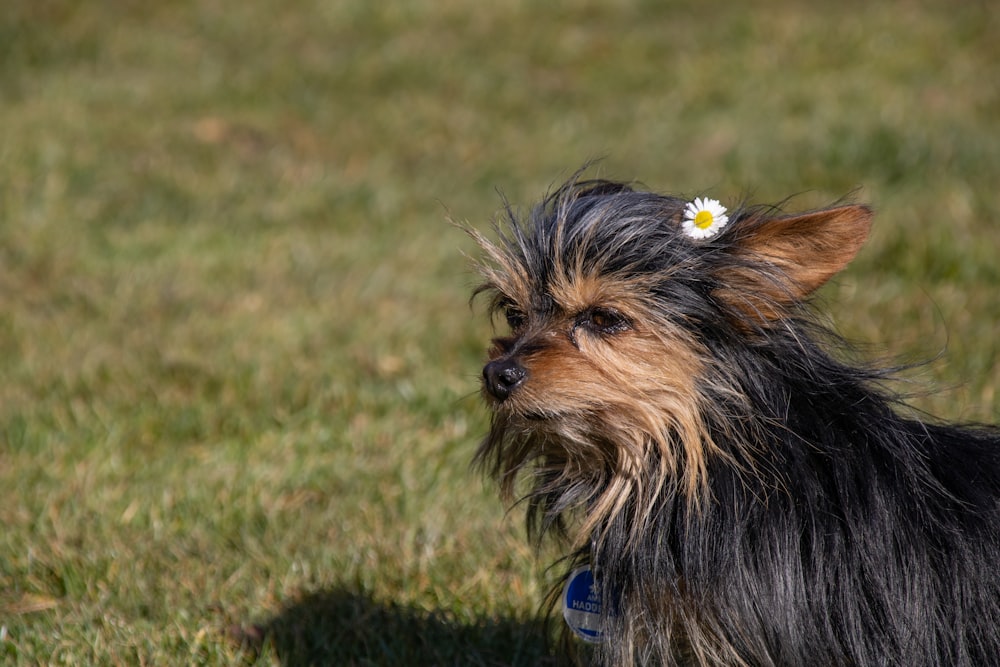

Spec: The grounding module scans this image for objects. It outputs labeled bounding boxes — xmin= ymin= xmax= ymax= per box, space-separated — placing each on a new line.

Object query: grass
xmin=1 ymin=0 xmax=998 ymax=664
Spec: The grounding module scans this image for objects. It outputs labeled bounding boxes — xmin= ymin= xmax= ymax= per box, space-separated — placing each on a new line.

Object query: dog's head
xmin=469 ymin=176 xmax=872 ymax=541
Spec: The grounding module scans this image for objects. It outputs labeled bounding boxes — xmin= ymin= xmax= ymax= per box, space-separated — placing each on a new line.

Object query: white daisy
xmin=682 ymin=197 xmax=729 ymax=240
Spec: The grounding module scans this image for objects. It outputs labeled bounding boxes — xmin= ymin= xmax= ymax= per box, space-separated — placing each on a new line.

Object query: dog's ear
xmin=714 ymin=204 xmax=873 ymax=320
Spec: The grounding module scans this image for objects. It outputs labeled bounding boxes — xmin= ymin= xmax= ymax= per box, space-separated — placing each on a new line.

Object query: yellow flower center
xmin=693 ymin=210 xmax=714 ymax=229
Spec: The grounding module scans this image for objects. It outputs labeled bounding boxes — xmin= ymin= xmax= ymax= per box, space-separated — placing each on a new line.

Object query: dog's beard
xmin=480 ymin=403 xmax=667 ymax=548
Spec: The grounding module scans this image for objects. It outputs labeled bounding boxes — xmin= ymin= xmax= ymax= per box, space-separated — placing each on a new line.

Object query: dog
xmin=469 ymin=175 xmax=1000 ymax=666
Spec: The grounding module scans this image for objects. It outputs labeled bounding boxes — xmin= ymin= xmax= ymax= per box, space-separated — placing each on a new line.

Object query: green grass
xmin=2 ymin=0 xmax=998 ymax=664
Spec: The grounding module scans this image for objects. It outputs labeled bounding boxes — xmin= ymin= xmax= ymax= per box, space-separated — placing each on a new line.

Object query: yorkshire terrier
xmin=469 ymin=174 xmax=1000 ymax=666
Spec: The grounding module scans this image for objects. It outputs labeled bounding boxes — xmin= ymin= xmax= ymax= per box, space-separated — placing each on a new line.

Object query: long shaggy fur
xmin=470 ymin=175 xmax=1000 ymax=666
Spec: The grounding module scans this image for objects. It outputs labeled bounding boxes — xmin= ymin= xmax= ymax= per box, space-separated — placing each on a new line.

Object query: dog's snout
xmin=483 ymin=358 xmax=527 ymax=401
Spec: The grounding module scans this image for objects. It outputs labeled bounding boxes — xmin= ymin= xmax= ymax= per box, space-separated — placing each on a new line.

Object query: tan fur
xmin=717 ymin=205 xmax=873 ymax=322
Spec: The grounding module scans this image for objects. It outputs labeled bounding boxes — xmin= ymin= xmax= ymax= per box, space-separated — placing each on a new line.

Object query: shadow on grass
xmin=237 ymin=586 xmax=560 ymax=666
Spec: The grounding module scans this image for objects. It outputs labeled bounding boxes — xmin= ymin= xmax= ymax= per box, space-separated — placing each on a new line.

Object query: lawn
xmin=1 ymin=0 xmax=998 ymax=664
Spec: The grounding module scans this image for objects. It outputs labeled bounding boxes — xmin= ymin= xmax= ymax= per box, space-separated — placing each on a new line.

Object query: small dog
xmin=469 ymin=175 xmax=1000 ymax=666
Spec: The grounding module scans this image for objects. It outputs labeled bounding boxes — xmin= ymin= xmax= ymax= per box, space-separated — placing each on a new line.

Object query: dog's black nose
xmin=483 ymin=358 xmax=527 ymax=401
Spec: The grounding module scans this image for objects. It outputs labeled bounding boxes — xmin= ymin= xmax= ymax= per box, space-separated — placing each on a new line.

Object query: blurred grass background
xmin=1 ymin=0 xmax=998 ymax=664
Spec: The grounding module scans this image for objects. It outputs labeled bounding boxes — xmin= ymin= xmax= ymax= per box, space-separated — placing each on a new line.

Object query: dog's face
xmin=480 ymin=268 xmax=710 ymax=492
xmin=473 ymin=185 xmax=717 ymax=524
xmin=470 ymin=179 xmax=872 ymax=541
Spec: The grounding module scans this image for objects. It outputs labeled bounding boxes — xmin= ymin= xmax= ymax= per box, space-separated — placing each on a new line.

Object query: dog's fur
xmin=470 ymin=175 xmax=1000 ymax=666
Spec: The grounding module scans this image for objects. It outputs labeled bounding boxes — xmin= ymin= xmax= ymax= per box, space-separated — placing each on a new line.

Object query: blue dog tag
xmin=562 ymin=565 xmax=604 ymax=643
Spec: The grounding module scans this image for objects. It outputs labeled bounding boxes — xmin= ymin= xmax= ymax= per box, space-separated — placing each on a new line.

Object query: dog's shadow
xmin=237 ymin=586 xmax=560 ymax=666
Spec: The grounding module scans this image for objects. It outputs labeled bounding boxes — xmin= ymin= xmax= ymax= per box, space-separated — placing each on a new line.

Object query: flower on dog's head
xmin=682 ymin=197 xmax=729 ymax=240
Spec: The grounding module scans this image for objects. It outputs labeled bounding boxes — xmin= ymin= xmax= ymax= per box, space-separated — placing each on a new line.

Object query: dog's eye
xmin=505 ymin=307 xmax=527 ymax=332
xmin=580 ymin=307 xmax=630 ymax=335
